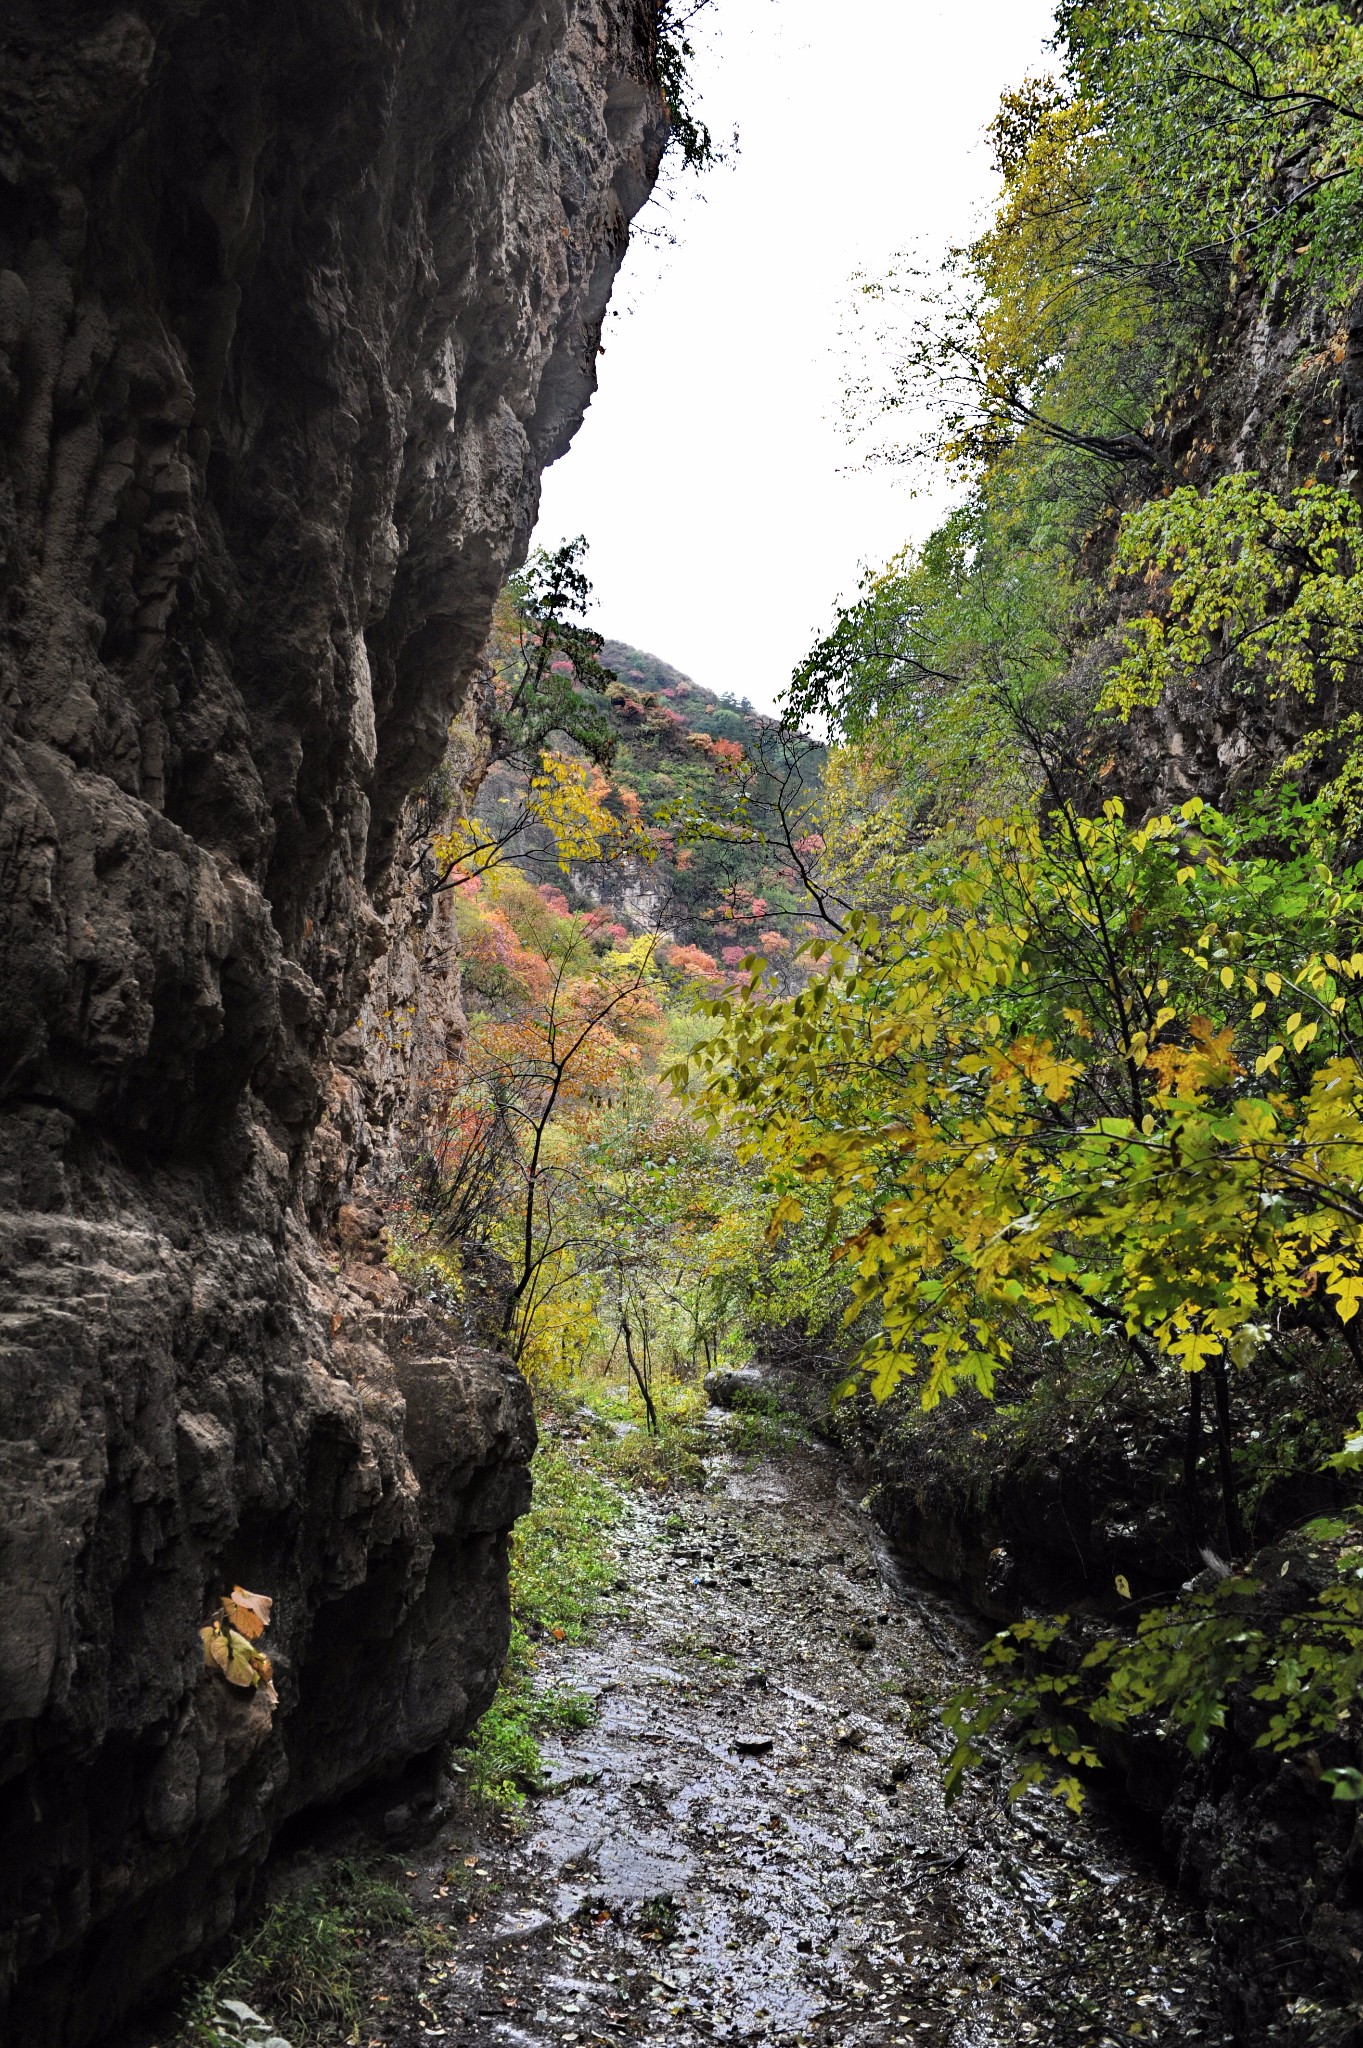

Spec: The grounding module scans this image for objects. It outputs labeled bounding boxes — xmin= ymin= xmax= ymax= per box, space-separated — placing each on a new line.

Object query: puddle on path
xmin=380 ymin=1435 xmax=1228 ymax=2048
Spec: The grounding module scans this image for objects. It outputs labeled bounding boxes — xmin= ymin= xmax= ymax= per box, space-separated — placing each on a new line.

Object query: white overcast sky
xmin=534 ymin=0 xmax=1058 ymax=713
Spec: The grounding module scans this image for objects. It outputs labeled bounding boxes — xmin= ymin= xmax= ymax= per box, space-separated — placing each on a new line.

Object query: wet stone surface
xmin=387 ymin=1438 xmax=1228 ymax=2047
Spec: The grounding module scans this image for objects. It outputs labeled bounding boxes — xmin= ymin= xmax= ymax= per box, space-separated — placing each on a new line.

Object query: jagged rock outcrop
xmin=312 ymin=681 xmax=491 ymax=1236
xmin=0 ymin=4 xmax=667 ymax=2042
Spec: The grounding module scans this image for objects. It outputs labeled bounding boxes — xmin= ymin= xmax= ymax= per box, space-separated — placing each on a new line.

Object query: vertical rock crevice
xmin=0 ymin=4 xmax=667 ymax=2041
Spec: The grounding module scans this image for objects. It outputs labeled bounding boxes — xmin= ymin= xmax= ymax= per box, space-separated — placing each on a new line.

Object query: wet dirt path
xmin=385 ymin=1425 xmax=1229 ymax=2048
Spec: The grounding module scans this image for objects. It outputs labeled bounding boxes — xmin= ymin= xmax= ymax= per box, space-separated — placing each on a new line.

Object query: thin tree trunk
xmin=1182 ymin=1370 xmax=1204 ymax=1551
xmin=623 ymin=1318 xmax=659 ymax=1435
xmin=1208 ymin=1355 xmax=1247 ymax=1556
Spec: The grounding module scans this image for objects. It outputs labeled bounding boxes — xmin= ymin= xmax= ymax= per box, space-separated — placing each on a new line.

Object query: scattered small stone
xmin=538 ymin=1765 xmax=602 ymax=1794
xmin=216 ymin=2001 xmax=293 ymax=2048
xmin=733 ymin=1732 xmax=774 ymax=1756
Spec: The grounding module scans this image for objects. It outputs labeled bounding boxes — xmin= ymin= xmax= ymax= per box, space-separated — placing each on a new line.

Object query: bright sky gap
xmin=534 ymin=0 xmax=1058 ymax=714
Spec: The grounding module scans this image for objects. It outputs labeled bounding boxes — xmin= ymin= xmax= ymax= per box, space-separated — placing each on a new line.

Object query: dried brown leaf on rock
xmin=224 ymin=1585 xmax=273 ymax=1639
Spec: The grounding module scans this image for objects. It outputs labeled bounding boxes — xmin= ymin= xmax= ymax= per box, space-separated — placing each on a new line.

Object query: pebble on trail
xmin=333 ymin=1423 xmax=1229 ymax=2048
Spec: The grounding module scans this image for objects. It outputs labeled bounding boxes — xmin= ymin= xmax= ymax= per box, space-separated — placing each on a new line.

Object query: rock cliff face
xmin=1102 ymin=282 xmax=1363 ymax=819
xmin=0 ymin=4 xmax=667 ymax=2042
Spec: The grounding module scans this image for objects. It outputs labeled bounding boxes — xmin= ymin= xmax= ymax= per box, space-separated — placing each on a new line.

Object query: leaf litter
xmin=294 ymin=1428 xmax=1229 ymax=2048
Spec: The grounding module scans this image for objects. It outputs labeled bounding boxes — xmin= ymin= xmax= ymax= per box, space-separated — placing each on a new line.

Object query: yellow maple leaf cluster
xmin=692 ymin=796 xmax=1363 ymax=1405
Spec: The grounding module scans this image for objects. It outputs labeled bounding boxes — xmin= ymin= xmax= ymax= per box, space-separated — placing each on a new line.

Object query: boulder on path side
xmin=704 ymin=1368 xmax=769 ymax=1410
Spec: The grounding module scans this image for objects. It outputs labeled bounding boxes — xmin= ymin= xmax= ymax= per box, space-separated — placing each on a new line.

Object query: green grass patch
xmin=601 ymin=1414 xmax=711 ymax=1492
xmin=568 ymin=1375 xmax=714 ymax=1492
xmin=457 ymin=1441 xmax=621 ymax=1808
xmin=180 ymin=1857 xmax=417 ymax=2044
xmin=727 ymin=1390 xmax=805 ymax=1465
xmin=510 ymin=1440 xmax=623 ymax=1639
xmin=669 ymin=1632 xmax=737 ymax=1669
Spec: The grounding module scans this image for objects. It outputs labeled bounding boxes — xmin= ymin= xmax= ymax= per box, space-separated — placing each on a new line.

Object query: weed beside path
xmin=162 ymin=1389 xmax=1228 ymax=2048
xmin=420 ymin=1436 xmax=1225 ymax=2047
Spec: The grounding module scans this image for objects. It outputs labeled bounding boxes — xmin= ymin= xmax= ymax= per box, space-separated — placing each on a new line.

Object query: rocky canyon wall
xmin=0 ymin=4 xmax=666 ymax=2041
xmin=1101 ymin=281 xmax=1363 ymax=817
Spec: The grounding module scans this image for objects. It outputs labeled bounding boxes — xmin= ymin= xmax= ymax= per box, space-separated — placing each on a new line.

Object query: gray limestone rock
xmin=0 ymin=2 xmax=666 ymax=2040
xmin=215 ymin=2003 xmax=294 ymax=2048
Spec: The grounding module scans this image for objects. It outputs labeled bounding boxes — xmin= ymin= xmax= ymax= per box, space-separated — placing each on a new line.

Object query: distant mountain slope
xmin=600 ymin=638 xmax=758 ymax=748
xmin=600 ymin=639 xmax=693 ymax=694
xmin=474 ymin=634 xmax=822 ymax=963
xmin=590 ymin=639 xmax=818 ymax=954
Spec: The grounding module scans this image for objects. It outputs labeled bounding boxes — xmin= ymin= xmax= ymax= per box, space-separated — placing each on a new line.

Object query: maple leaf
xmin=223 ymin=1585 xmax=273 ymax=1640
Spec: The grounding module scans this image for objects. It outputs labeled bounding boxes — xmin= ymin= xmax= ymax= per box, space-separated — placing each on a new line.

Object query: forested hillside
xmin=461 ymin=571 xmax=827 ymax=961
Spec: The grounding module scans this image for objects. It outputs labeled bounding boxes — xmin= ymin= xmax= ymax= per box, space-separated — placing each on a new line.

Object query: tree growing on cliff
xmin=1060 ymin=0 xmax=1363 ymax=301
xmin=423 ymin=539 xmax=654 ymax=885
xmin=848 ymin=0 xmax=1363 ymax=514
xmin=655 ymin=0 xmax=719 ymax=171
xmin=943 ymin=1496 xmax=1363 ymax=1813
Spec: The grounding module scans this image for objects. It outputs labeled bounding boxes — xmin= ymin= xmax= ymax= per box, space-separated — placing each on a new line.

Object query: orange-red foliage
xmin=663 ymin=941 xmax=724 ymax=986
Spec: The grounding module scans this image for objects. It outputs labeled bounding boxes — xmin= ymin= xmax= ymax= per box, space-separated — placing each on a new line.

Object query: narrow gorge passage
xmin=377 ymin=1423 xmax=1227 ymax=2048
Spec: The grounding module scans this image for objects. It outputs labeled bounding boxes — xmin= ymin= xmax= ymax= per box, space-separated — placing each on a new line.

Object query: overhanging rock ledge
xmin=0 ymin=4 xmax=667 ymax=2040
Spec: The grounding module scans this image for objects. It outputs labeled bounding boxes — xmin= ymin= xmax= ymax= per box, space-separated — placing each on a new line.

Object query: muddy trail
xmin=283 ymin=1415 xmax=1229 ymax=2048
